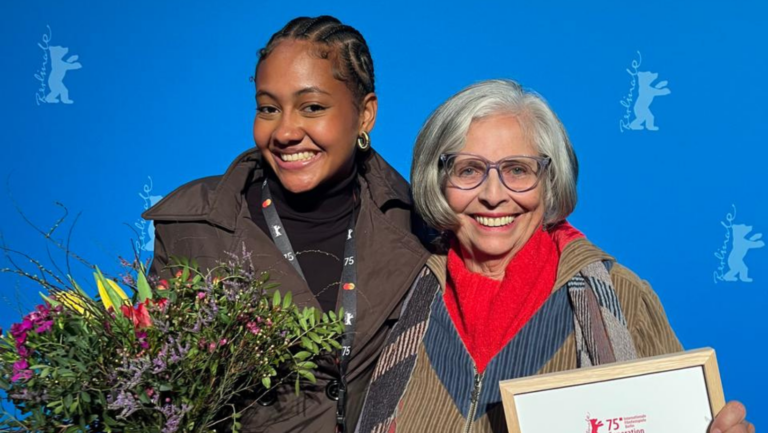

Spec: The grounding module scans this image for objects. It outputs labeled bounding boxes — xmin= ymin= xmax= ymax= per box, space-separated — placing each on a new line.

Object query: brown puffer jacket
xmin=143 ymin=147 xmax=430 ymax=432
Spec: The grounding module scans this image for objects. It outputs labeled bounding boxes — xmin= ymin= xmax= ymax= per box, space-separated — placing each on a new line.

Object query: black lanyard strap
xmin=260 ymin=179 xmax=357 ymax=432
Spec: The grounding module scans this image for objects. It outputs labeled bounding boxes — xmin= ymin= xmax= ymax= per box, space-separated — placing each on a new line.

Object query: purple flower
xmin=160 ymin=403 xmax=192 ymax=433
xmin=14 ymin=332 xmax=27 ymax=346
xmin=136 ymin=331 xmax=149 ymax=349
xmin=11 ymin=320 xmax=33 ymax=337
xmin=108 ymin=390 xmax=141 ymax=419
xmin=34 ymin=320 xmax=53 ymax=334
xmin=122 ymin=274 xmax=135 ymax=286
xmin=11 ymin=369 xmax=33 ymax=382
xmin=11 ymin=359 xmax=32 ymax=382
xmin=17 ymin=345 xmax=31 ymax=358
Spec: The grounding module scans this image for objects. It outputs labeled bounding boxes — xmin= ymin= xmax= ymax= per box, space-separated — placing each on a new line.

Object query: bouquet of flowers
xmin=0 ymin=251 xmax=344 ymax=432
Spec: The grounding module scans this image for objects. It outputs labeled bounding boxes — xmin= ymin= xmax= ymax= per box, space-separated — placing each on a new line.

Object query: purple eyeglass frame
xmin=439 ymin=152 xmax=551 ymax=192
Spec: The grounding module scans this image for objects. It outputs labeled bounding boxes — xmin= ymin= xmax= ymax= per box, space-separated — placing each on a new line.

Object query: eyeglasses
xmin=440 ymin=153 xmax=551 ymax=192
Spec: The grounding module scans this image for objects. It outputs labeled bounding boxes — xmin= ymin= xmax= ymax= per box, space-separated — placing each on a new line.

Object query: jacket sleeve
xmin=611 ymin=264 xmax=684 ymax=358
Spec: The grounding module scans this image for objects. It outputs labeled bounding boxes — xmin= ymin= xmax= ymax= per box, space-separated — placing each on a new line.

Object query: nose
xmin=477 ymin=169 xmax=508 ymax=208
xmin=273 ymin=110 xmax=304 ymax=146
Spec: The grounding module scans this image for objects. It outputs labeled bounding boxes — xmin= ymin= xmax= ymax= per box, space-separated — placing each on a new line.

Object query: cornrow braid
xmin=256 ymin=15 xmax=375 ymax=104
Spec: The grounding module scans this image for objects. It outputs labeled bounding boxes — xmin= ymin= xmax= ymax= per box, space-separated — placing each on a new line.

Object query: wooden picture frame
xmin=499 ymin=348 xmax=725 ymax=433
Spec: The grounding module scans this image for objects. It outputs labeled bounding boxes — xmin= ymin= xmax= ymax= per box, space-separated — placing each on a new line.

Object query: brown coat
xmin=143 ymin=148 xmax=430 ymax=432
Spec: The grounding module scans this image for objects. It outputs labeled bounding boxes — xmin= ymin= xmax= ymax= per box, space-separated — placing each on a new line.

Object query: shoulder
xmin=141 ymin=175 xmax=223 ymax=221
xmin=558 ymin=236 xmax=683 ymax=357
xmin=142 ymin=147 xmax=263 ymax=223
xmin=608 ymin=262 xmax=665 ymax=319
xmin=359 ymin=150 xmax=412 ymax=209
xmin=608 ymin=261 xmax=684 ymax=357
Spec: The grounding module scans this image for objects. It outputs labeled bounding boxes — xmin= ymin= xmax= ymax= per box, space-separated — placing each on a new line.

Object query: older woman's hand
xmin=710 ymin=401 xmax=755 ymax=433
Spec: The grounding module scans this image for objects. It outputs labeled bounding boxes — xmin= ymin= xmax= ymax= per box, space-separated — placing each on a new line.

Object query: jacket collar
xmin=143 ymin=147 xmax=413 ymax=231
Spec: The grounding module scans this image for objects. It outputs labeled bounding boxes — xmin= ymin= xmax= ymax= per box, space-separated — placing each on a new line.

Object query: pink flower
xmin=197 ymin=292 xmax=206 ymax=300
xmin=11 ymin=320 xmax=33 ymax=338
xmin=246 ymin=322 xmax=261 ymax=335
xmin=11 ymin=359 xmax=32 ymax=382
xmin=207 ymin=342 xmax=216 ymax=353
xmin=219 ymin=339 xmax=228 ymax=346
xmin=17 ymin=345 xmax=31 ymax=358
xmin=11 ymin=369 xmax=33 ymax=382
xmin=14 ymin=332 xmax=27 ymax=346
xmin=136 ymin=331 xmax=149 ymax=349
xmin=34 ymin=320 xmax=54 ymax=334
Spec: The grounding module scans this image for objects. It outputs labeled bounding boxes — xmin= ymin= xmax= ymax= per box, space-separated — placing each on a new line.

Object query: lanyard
xmin=260 ymin=179 xmax=357 ymax=432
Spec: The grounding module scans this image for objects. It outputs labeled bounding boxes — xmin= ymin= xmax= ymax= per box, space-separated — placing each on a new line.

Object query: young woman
xmin=143 ymin=16 xmax=429 ymax=433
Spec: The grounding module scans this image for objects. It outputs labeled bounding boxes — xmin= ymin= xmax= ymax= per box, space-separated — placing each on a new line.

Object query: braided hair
xmin=256 ymin=16 xmax=375 ymax=105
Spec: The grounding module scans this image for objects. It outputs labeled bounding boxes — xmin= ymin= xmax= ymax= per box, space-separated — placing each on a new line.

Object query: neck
xmin=455 ymin=227 xmax=545 ymax=281
xmin=265 ymin=164 xmax=357 ymax=218
xmin=459 ymin=246 xmax=516 ymax=281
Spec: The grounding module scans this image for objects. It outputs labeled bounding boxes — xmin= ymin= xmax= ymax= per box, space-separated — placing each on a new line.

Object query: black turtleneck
xmin=246 ymin=166 xmax=358 ymax=312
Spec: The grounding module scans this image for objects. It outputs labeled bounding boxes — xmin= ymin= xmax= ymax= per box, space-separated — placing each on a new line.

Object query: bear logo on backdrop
xmin=714 ymin=205 xmax=765 ymax=284
xmin=34 ymin=25 xmax=82 ymax=106
xmin=135 ymin=177 xmax=163 ymax=254
xmin=619 ymin=51 xmax=671 ymax=132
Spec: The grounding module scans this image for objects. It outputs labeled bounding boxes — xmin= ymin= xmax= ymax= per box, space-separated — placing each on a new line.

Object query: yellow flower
xmin=56 ymin=291 xmax=89 ymax=316
xmin=96 ymin=276 xmax=129 ymax=311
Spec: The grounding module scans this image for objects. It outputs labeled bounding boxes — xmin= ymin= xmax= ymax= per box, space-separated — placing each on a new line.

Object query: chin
xmin=276 ymin=175 xmax=320 ymax=193
xmin=474 ymin=245 xmax=516 ymax=259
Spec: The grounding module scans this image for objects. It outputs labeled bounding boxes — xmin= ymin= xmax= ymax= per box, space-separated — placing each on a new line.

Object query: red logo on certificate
xmin=585 ymin=413 xmax=647 ymax=433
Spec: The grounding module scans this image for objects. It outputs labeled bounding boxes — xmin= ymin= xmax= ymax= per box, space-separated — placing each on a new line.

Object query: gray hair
xmin=411 ymin=79 xmax=578 ymax=231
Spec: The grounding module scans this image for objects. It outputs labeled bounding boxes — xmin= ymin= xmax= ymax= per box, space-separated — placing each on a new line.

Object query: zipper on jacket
xmin=463 ymin=367 xmax=485 ymax=433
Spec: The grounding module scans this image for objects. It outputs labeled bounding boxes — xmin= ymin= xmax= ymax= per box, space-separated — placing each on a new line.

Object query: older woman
xmin=356 ymin=80 xmax=753 ymax=433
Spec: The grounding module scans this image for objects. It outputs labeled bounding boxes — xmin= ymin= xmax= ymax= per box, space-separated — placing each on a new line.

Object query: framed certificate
xmin=499 ymin=348 xmax=725 ymax=433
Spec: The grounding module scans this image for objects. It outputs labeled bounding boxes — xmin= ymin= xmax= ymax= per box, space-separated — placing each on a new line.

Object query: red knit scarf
xmin=444 ymin=223 xmax=583 ymax=373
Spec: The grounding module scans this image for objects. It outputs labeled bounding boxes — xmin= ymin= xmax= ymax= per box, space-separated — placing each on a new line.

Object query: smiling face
xmin=445 ymin=114 xmax=546 ymax=270
xmin=254 ymin=40 xmax=376 ymax=193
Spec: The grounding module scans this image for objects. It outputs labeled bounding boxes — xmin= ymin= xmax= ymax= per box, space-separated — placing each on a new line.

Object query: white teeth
xmin=474 ymin=216 xmax=515 ymax=227
xmin=280 ymin=151 xmax=316 ymax=162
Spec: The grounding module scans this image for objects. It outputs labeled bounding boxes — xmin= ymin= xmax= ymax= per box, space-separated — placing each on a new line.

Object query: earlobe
xmin=360 ymin=93 xmax=378 ymax=132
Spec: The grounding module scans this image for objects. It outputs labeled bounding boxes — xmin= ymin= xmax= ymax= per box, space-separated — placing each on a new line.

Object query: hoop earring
xmin=357 ymin=131 xmax=371 ymax=151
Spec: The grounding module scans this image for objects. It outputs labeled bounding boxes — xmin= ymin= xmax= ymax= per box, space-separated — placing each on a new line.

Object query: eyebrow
xmin=256 ymin=86 xmax=331 ymax=99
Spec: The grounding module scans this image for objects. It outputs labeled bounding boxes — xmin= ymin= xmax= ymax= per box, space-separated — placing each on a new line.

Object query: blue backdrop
xmin=1 ymin=0 xmax=766 ymax=425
